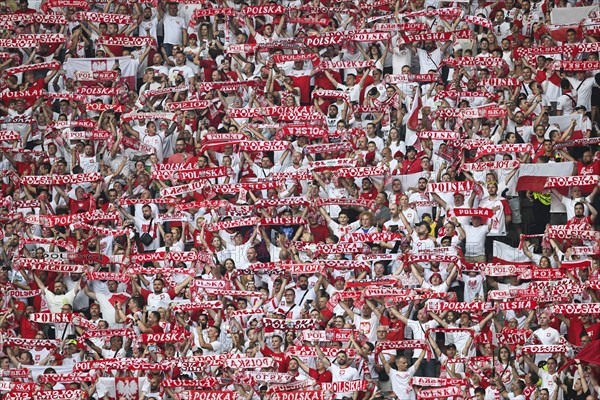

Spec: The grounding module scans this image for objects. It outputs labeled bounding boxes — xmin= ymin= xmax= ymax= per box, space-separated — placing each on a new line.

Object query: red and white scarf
xmin=427 ymin=181 xmax=473 ymax=193
xmin=475 ymin=143 xmax=534 ymax=160
xmin=545 ymin=175 xmax=599 ymax=189
xmin=72 ymin=11 xmax=132 ymax=24
xmin=4 ymin=60 xmax=61 ymax=76
xmin=461 ymin=160 xmax=520 ymax=171
xmin=400 ymin=30 xmax=470 ymax=43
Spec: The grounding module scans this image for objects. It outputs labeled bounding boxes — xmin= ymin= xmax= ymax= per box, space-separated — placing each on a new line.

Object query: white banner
xmin=64 ymin=56 xmax=137 ymax=90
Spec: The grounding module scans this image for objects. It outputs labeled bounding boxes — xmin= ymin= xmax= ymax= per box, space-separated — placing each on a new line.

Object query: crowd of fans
xmin=1 ymin=0 xmax=600 ymax=399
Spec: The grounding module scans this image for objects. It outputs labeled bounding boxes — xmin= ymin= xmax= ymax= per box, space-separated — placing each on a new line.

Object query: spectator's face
xmin=298 ymin=276 xmax=308 ymax=290
xmin=546 ymin=358 xmax=557 ymax=373
xmin=284 ymin=291 xmax=295 ymax=303
xmin=54 ymin=282 xmax=66 ymax=295
xmin=107 ymin=281 xmax=118 ymax=292
xmin=514 ymin=112 xmax=524 ymax=124
xmin=261 ymin=157 xmax=273 ymax=169
xmin=142 ymin=207 xmax=152 ymax=219
xmin=168 ymin=4 xmax=178 ymax=15
xmin=90 ymin=304 xmax=100 ymax=315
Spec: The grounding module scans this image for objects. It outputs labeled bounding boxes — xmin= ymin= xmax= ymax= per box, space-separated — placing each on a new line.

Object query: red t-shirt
xmin=309 ymin=223 xmax=331 ymax=243
xmin=69 ymin=196 xmax=94 ymax=214
xmin=308 ymin=367 xmax=333 ymax=384
xmin=398 ymin=158 xmax=423 ymax=175
xmin=577 ymin=160 xmax=600 ymax=194
xmin=359 ymin=185 xmax=379 ymax=201
xmin=567 ymin=317 xmax=600 ymax=345
xmin=101 ymin=33 xmax=125 ymax=56
xmin=261 ymin=346 xmax=289 ymax=373
xmin=19 ymin=315 xmax=39 ymax=339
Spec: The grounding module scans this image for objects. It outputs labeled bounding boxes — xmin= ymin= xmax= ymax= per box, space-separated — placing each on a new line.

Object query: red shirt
xmin=567 ymin=317 xmax=600 ymax=345
xmin=101 ymin=33 xmax=125 ymax=56
xmin=261 ymin=346 xmax=289 ymax=373
xmin=577 ymin=160 xmax=600 ymax=194
xmin=309 ymin=223 xmax=330 ymax=243
xmin=19 ymin=315 xmax=39 ymax=339
xmin=398 ymin=158 xmax=423 ymax=175
xmin=359 ymin=185 xmax=379 ymax=201
xmin=69 ymin=196 xmax=94 ymax=214
xmin=308 ymin=368 xmax=333 ymax=384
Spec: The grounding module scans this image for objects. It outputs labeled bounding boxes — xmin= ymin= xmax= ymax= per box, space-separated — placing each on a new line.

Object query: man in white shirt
xmin=169 ymin=51 xmax=195 ymax=85
xmin=381 ymin=352 xmax=426 ymax=400
xmin=317 ymin=347 xmax=359 ymax=400
xmin=162 ymin=3 xmax=187 ymax=56
xmin=391 ymin=307 xmax=438 ymax=377
xmin=33 ymin=275 xmax=80 ymax=314
xmin=196 ymin=325 xmax=223 ymax=356
xmin=532 ymin=313 xmax=561 ymax=363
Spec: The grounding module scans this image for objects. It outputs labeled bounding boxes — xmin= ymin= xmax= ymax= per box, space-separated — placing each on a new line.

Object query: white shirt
xmin=478 ymin=196 xmax=507 ymax=236
xmin=163 ymin=13 xmax=185 ymax=45
xmin=533 ymin=326 xmax=561 ymax=362
xmin=330 ymin=364 xmax=360 ymax=399
xmin=406 ymin=319 xmax=438 ymax=357
xmin=390 ymin=366 xmax=417 ymax=400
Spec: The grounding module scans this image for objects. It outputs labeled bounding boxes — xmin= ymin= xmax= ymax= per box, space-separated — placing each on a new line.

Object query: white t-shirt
xmin=406 ymin=319 xmax=438 ymax=357
xmin=353 ymin=313 xmax=379 ymax=343
xmin=390 ymin=366 xmax=417 ymax=400
xmin=163 ymin=13 xmax=185 ymax=45
xmin=330 ymin=364 xmax=360 ymax=399
xmin=462 ymin=224 xmax=488 ymax=257
xmin=533 ymin=326 xmax=560 ymax=363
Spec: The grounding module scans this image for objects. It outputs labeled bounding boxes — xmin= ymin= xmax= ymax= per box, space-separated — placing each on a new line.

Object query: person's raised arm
xmin=445 ymin=264 xmax=458 ymax=287
xmin=428 ymin=311 xmax=449 ymax=328
xmin=523 ymin=353 xmax=539 ymax=374
xmin=389 ymin=305 xmax=409 ymax=324
xmin=378 ymin=351 xmax=391 ymax=374
xmin=173 ymin=275 xmax=193 ymax=295
xmin=398 ymin=209 xmax=414 ymax=235
xmin=521 ymin=240 xmax=537 ymax=261
xmin=477 ymin=311 xmax=495 ymax=330
xmin=338 ymin=299 xmax=356 ymax=320
xmin=425 ymin=330 xmax=443 ymax=358
xmin=272 ymin=276 xmax=288 ymax=305
xmin=412 ymin=349 xmax=426 ymax=371
xmin=365 ymin=299 xmax=382 ymax=318
xmin=83 ymin=284 xmax=98 ymax=301
xmin=410 ymin=264 xmax=424 ymax=285
xmin=589 ymin=201 xmax=598 ymax=223
xmin=315 ymin=343 xmax=331 ymax=368
xmin=33 ymin=273 xmax=47 ymax=291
